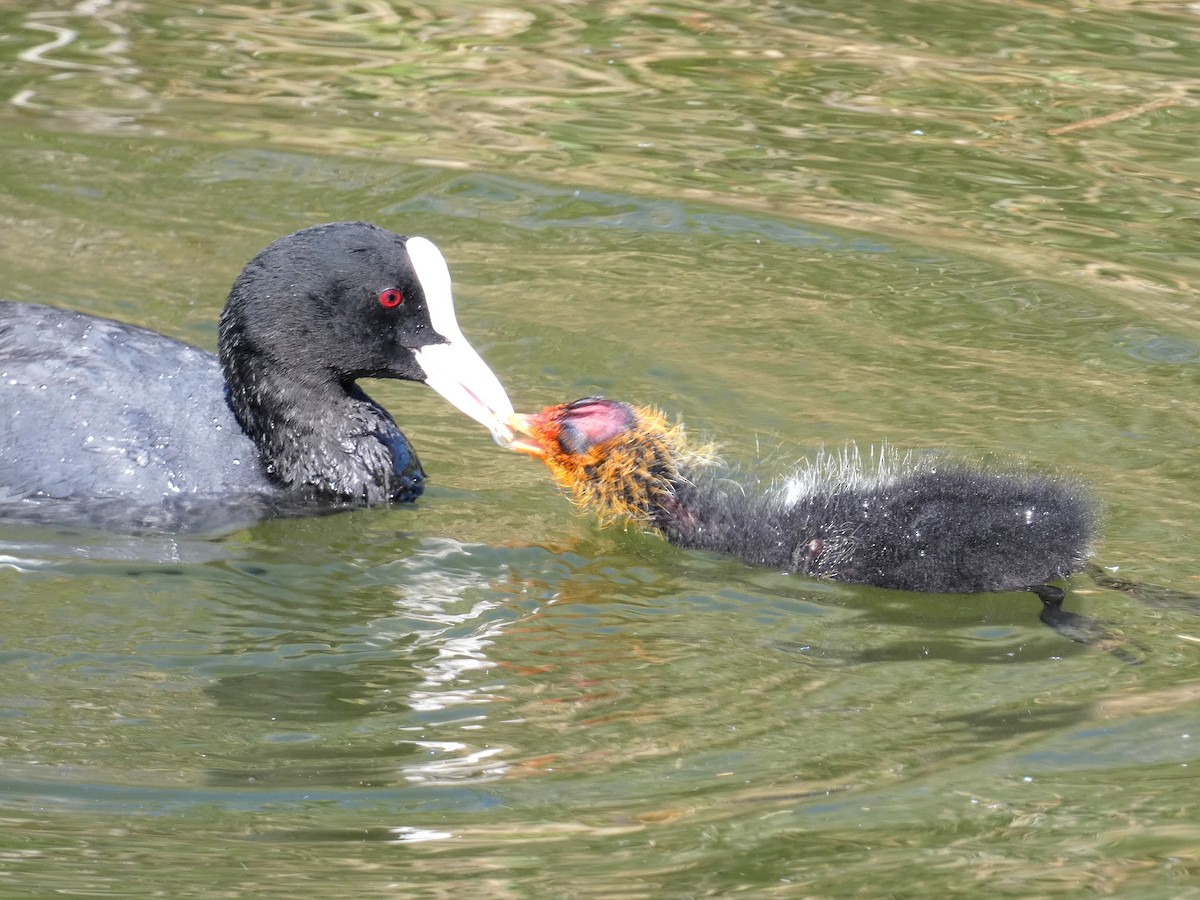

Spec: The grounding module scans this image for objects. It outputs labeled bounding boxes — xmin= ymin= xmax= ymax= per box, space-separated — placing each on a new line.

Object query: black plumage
xmin=661 ymin=455 xmax=1093 ymax=595
xmin=0 ymin=222 xmax=512 ymax=531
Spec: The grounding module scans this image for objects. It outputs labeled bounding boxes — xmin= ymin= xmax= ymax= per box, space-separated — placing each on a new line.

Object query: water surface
xmin=2 ymin=1 xmax=1199 ymax=895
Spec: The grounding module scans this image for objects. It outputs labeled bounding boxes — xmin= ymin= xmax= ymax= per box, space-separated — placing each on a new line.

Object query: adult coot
xmin=509 ymin=397 xmax=1100 ymax=640
xmin=0 ymin=222 xmax=514 ymax=531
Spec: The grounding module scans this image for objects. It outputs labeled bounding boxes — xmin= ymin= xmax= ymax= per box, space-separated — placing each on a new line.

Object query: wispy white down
xmin=778 ymin=443 xmax=926 ymax=508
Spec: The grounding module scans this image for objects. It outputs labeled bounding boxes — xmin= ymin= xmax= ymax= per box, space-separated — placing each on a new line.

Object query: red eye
xmin=379 ymin=288 xmax=404 ymax=309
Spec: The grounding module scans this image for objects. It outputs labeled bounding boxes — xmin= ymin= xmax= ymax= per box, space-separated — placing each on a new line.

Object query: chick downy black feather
xmin=513 ymin=398 xmax=1100 ymax=642
xmin=659 ymin=449 xmax=1094 ymax=595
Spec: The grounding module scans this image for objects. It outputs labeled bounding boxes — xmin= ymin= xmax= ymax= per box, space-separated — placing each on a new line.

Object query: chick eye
xmin=379 ymin=288 xmax=404 ymax=309
xmin=558 ymin=422 xmax=588 ymax=456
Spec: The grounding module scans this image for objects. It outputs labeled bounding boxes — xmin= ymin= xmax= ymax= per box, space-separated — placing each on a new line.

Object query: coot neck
xmin=649 ymin=465 xmax=705 ymax=539
xmin=220 ymin=340 xmax=424 ymax=504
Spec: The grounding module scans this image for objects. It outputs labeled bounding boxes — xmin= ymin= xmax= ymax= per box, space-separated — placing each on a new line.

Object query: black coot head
xmin=219 ymin=221 xmax=513 ymax=440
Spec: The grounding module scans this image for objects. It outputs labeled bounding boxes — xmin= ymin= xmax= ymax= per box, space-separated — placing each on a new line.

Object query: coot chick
xmin=510 ymin=397 xmax=1099 ymax=639
xmin=0 ymin=222 xmax=514 ymax=531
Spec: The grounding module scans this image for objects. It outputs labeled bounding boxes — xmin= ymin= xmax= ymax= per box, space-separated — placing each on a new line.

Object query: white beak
xmin=415 ymin=340 xmax=515 ymax=446
xmin=406 ymin=236 xmax=515 ymax=445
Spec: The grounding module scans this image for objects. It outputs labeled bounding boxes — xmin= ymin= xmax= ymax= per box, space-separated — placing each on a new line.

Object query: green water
xmin=2 ymin=1 xmax=1199 ymax=895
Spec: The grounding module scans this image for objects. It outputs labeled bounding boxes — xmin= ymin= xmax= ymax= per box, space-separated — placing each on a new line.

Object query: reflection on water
xmin=195 ymin=538 xmax=524 ymax=789
xmin=10 ymin=0 xmax=1198 ymax=286
xmin=383 ymin=172 xmax=890 ymax=253
xmin=1 ymin=0 xmax=1200 ymax=894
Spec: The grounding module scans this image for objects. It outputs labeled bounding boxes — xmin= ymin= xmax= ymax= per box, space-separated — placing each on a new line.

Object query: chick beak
xmin=507 ymin=413 xmax=549 ymax=458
